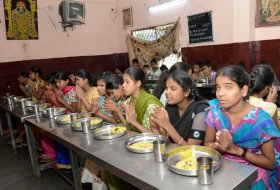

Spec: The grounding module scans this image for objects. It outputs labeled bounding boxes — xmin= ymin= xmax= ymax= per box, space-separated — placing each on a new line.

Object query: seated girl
xmin=248 ymin=64 xmax=280 ymax=130
xmin=204 ymin=65 xmax=280 ymax=190
xmin=90 ymin=72 xmax=117 ymax=124
xmin=150 ymin=70 xmax=209 ymax=146
xmin=75 ymin=69 xmax=99 ymax=113
xmin=54 ymin=71 xmax=78 ymax=169
xmin=123 ymin=67 xmax=163 ymax=132
xmin=104 ymin=74 xmax=128 ymax=126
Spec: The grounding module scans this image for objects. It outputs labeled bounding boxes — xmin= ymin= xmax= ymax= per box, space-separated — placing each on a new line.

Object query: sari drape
xmin=205 ymin=102 xmax=280 ymax=190
xmin=128 ymin=89 xmax=163 ymax=131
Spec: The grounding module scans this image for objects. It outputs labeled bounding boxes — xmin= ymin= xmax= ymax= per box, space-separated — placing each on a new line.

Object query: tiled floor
xmin=0 ymin=135 xmax=72 ymax=190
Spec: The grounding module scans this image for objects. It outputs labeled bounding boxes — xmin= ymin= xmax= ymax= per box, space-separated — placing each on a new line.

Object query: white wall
xmin=117 ymin=0 xmax=280 ymax=52
xmin=1 ymin=0 xmax=280 ymax=63
xmin=0 ymin=0 xmax=120 ymax=63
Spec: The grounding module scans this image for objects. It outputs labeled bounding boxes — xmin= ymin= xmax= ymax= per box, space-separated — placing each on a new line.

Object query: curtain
xmin=126 ymin=19 xmax=180 ymax=66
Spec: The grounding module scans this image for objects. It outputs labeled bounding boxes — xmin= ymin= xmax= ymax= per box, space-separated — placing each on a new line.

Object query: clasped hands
xmin=215 ymin=129 xmax=239 ymax=154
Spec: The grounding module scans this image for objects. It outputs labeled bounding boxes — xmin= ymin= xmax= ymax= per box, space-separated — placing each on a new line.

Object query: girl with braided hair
xmin=248 ymin=64 xmax=280 ymax=130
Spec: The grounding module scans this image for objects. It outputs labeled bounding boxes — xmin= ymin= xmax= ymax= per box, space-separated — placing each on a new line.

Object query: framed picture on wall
xmin=123 ymin=6 xmax=133 ymax=27
xmin=256 ymin=0 xmax=280 ymax=27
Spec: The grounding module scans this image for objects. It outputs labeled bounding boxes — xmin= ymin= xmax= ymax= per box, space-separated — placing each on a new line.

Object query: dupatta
xmin=206 ymin=102 xmax=280 ymax=189
xmin=129 ymin=89 xmax=163 ymax=131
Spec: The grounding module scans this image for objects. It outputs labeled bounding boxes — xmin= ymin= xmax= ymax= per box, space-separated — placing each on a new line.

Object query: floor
xmin=0 ymin=134 xmax=73 ymax=190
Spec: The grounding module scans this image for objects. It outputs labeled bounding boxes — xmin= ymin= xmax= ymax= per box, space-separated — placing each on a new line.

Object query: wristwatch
xmin=241 ymin=148 xmax=247 ymax=158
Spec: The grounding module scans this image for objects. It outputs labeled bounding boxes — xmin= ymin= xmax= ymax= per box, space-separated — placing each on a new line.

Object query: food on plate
xmin=175 ymin=156 xmax=197 ymax=170
xmin=129 ymin=141 xmax=153 ymax=150
xmin=57 ymin=115 xmax=71 ymax=123
xmin=110 ymin=126 xmax=126 ymax=135
xmin=179 ymin=150 xmax=195 ymax=160
xmin=90 ymin=118 xmax=102 ymax=125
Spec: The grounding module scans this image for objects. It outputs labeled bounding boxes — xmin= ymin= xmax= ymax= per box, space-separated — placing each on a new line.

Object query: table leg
xmin=24 ymin=123 xmax=41 ymax=181
xmin=0 ymin=119 xmax=3 ymax=136
xmin=6 ymin=112 xmax=17 ymax=154
xmin=69 ymin=150 xmax=82 ymax=190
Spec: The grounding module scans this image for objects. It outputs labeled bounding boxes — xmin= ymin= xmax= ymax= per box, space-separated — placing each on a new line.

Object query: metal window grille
xmin=132 ymin=23 xmax=182 ymax=69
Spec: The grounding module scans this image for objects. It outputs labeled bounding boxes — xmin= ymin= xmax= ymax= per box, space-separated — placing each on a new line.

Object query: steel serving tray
xmin=125 ymin=133 xmax=166 ymax=153
xmin=166 ymin=145 xmax=222 ymax=176
xmin=71 ymin=117 xmax=103 ymax=131
xmin=92 ymin=125 xmax=127 ymax=140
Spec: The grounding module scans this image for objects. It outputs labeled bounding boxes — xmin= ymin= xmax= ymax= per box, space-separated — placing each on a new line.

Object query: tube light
xmin=148 ymin=0 xmax=185 ymax=13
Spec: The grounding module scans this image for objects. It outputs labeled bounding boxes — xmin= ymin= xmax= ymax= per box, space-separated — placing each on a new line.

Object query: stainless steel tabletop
xmin=25 ymin=118 xmax=257 ymax=190
xmin=0 ymin=100 xmax=36 ymax=122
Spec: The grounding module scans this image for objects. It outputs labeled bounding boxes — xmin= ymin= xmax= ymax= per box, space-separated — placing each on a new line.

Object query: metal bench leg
xmin=70 ymin=150 xmax=82 ymax=190
xmin=0 ymin=119 xmax=3 ymax=136
xmin=24 ymin=123 xmax=41 ymax=181
xmin=6 ymin=112 xmax=17 ymax=154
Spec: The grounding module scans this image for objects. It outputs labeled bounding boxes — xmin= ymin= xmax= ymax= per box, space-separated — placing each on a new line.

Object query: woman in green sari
xmin=123 ymin=66 xmax=163 ymax=132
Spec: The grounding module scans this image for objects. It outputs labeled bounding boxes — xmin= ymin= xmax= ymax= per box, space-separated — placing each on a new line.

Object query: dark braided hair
xmin=249 ymin=65 xmax=275 ymax=94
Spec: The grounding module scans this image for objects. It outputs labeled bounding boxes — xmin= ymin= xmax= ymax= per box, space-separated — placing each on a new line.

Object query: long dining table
xmin=23 ymin=115 xmax=258 ymax=190
xmin=0 ymin=98 xmax=36 ymax=154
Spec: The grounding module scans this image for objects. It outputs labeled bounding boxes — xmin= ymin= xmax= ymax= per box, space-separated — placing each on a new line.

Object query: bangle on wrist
xmin=208 ymin=143 xmax=214 ymax=149
xmin=241 ymin=148 xmax=247 ymax=159
xmin=178 ymin=137 xmax=184 ymax=146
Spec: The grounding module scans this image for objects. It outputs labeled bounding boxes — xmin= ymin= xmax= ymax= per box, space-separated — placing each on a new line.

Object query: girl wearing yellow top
xmin=75 ymin=69 xmax=99 ymax=113
xmin=248 ymin=64 xmax=280 ymax=130
xmin=28 ymin=66 xmax=44 ymax=101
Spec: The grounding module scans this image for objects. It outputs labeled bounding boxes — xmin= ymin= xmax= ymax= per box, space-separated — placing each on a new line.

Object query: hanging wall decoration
xmin=3 ymin=0 xmax=39 ymax=40
xmin=256 ymin=0 xmax=280 ymax=27
xmin=122 ymin=6 xmax=133 ymax=27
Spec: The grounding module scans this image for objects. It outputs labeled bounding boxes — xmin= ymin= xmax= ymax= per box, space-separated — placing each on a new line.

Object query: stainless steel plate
xmin=71 ymin=117 xmax=103 ymax=131
xmin=92 ymin=125 xmax=127 ymax=140
xmin=42 ymin=107 xmax=66 ymax=117
xmin=55 ymin=113 xmax=94 ymax=125
xmin=18 ymin=97 xmax=31 ymax=102
xmin=125 ymin=133 xmax=165 ymax=153
xmin=27 ymin=103 xmax=50 ymax=113
xmin=12 ymin=96 xmax=23 ymax=102
xmin=166 ymin=145 xmax=222 ymax=176
xmin=55 ymin=114 xmax=71 ymax=125
xmin=25 ymin=100 xmax=38 ymax=107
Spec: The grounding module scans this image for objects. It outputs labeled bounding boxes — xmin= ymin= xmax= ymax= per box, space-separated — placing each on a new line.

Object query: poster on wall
xmin=187 ymin=11 xmax=213 ymax=44
xmin=256 ymin=0 xmax=280 ymax=27
xmin=3 ymin=0 xmax=39 ymax=40
xmin=122 ymin=6 xmax=133 ymax=27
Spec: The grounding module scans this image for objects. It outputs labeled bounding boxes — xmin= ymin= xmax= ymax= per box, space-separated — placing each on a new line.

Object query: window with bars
xmin=132 ymin=23 xmax=182 ymax=69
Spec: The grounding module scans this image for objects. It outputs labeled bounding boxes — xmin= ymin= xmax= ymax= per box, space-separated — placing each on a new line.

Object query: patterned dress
xmin=205 ymin=102 xmax=280 ymax=190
